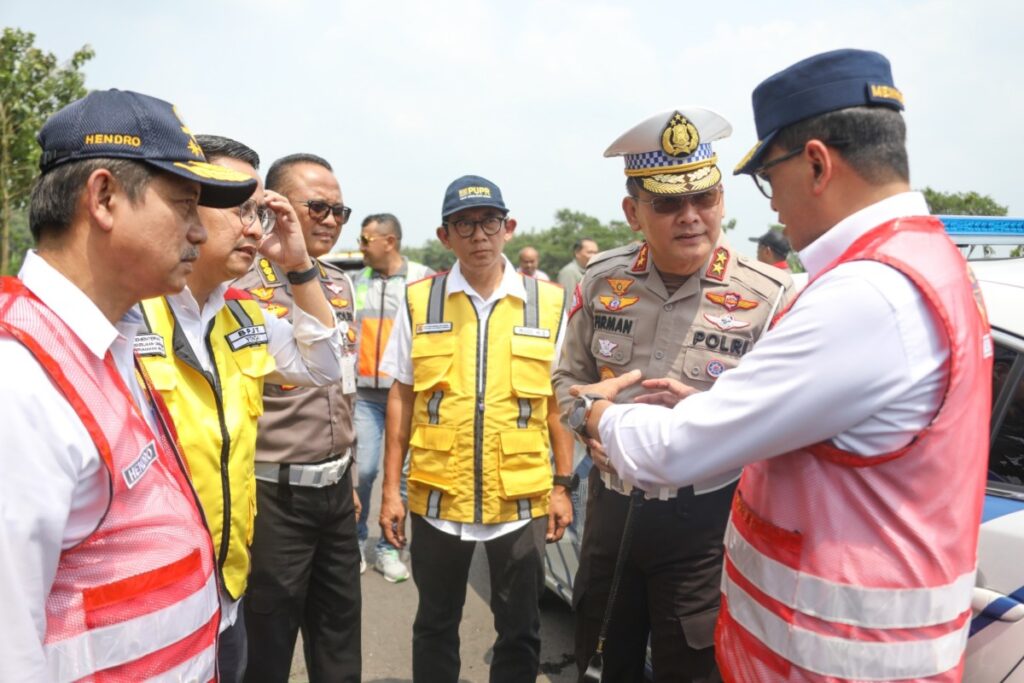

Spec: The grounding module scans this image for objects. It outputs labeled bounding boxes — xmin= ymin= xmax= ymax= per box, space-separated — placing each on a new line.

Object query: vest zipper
xmin=203 ymin=332 xmax=233 ymax=592
xmin=472 ymin=302 xmax=490 ymax=525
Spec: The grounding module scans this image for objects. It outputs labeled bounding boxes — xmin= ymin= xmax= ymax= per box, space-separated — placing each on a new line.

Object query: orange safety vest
xmin=0 ymin=277 xmax=220 ymax=682
xmin=715 ymin=217 xmax=992 ymax=681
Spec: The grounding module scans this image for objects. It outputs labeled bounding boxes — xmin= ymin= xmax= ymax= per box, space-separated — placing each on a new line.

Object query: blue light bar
xmin=940 ymin=216 xmax=1024 ymax=245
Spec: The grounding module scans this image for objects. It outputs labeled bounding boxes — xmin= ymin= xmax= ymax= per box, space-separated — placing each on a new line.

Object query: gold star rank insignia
xmin=630 ymin=243 xmax=650 ymax=273
xmin=704 ymin=247 xmax=729 ymax=281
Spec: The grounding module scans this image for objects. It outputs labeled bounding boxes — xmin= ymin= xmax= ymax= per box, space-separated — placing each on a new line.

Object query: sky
xmin=3 ymin=0 xmax=1022 ymax=258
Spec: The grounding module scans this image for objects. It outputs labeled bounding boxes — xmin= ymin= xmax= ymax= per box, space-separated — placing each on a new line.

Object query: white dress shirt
xmin=165 ymin=283 xmax=342 ymax=628
xmin=0 ymin=252 xmax=156 ymax=680
xmin=380 ymin=256 xmax=566 ymax=541
xmin=601 ymin=192 xmax=950 ymax=491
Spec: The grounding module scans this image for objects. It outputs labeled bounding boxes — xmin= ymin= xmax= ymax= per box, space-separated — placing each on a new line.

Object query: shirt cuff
xmin=290 ymin=304 xmax=341 ymax=343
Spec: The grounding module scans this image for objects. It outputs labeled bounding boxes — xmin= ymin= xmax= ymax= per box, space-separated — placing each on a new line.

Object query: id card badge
xmin=341 ymin=353 xmax=357 ymax=395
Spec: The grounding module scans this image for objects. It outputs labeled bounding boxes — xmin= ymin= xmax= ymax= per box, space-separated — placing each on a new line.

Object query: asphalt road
xmin=287 ymin=479 xmax=579 ymax=682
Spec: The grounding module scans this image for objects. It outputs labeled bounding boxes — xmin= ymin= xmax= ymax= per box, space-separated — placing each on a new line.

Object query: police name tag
xmin=133 ymin=334 xmax=166 ymax=357
xmin=226 ymin=325 xmax=269 ymax=351
xmin=122 ymin=441 xmax=159 ymax=489
xmin=513 ymin=326 xmax=550 ymax=339
xmin=416 ymin=322 xmax=453 ymax=334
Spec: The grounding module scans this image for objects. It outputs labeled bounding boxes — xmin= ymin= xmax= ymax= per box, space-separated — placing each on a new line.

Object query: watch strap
xmin=286 ymin=262 xmax=320 ymax=285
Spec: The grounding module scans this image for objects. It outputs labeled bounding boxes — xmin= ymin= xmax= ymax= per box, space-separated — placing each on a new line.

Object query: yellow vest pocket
xmin=510 ymin=335 xmax=554 ymax=398
xmin=408 ymin=423 xmax=456 ymax=492
xmin=497 ymin=429 xmax=551 ymax=499
xmin=411 ymin=334 xmax=456 ymax=392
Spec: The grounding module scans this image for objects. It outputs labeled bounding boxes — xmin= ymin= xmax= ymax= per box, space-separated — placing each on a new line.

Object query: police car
xmin=543 ymin=217 xmax=1024 ymax=679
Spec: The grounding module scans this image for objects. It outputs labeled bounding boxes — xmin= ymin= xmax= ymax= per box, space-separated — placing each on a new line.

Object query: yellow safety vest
xmin=406 ymin=273 xmax=564 ymax=524
xmin=137 ymin=292 xmax=276 ymax=599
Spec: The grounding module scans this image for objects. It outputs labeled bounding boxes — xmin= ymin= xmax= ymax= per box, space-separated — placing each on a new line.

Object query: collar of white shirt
xmin=167 ymin=283 xmax=227 ymax=330
xmin=799 ymin=191 xmax=930 ymax=278
xmin=18 ymin=250 xmax=129 ymax=359
xmin=446 ymin=255 xmax=527 ymax=305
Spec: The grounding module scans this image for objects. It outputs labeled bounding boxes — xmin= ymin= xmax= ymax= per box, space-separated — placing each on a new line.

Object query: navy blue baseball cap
xmin=734 ymin=49 xmax=905 ymax=176
xmin=441 ymin=175 xmax=507 ymax=220
xmin=37 ymin=89 xmax=257 ymax=208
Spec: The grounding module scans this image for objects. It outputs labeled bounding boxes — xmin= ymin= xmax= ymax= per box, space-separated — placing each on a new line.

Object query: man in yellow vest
xmin=378 ymin=175 xmax=575 ymax=682
xmin=137 ymin=135 xmax=343 ymax=682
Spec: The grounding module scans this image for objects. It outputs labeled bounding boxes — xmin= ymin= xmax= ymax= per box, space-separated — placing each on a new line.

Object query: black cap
xmin=37 ymin=89 xmax=257 ymax=208
xmin=734 ymin=49 xmax=904 ymax=175
xmin=441 ymin=175 xmax=507 ymax=220
xmin=749 ymin=230 xmax=791 ymax=257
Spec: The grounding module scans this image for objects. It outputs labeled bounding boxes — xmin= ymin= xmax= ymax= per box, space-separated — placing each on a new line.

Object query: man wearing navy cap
xmin=571 ymin=49 xmax=992 ymax=681
xmin=378 ymin=175 xmax=575 ymax=682
xmin=554 ymin=108 xmax=791 ymax=682
xmin=0 ymin=90 xmax=256 ymax=680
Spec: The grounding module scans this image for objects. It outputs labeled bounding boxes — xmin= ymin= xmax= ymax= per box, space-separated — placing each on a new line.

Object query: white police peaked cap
xmin=604 ymin=107 xmax=732 ymax=195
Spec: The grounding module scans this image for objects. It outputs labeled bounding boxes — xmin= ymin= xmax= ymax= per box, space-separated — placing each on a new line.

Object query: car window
xmin=989 ymin=337 xmax=1024 ymax=487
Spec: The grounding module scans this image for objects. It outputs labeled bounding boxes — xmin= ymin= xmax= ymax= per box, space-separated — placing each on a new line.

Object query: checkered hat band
xmin=624 ymin=143 xmax=713 ymax=171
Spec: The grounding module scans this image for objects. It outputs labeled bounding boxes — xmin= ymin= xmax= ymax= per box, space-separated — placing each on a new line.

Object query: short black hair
xmin=265 ymin=153 xmax=333 ymax=193
xmin=362 ymin=213 xmax=402 ymax=242
xmin=773 ymin=106 xmax=909 ymax=184
xmin=574 ymin=237 xmax=597 ymax=254
xmin=195 ymin=134 xmax=260 ymax=170
xmin=29 ymin=158 xmax=153 ymax=243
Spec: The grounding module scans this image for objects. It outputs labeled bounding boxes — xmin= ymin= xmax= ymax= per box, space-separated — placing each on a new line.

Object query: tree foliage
xmin=922 ymin=187 xmax=1008 ymax=217
xmin=0 ymin=28 xmax=94 ymax=274
xmin=405 ymin=209 xmax=736 ymax=274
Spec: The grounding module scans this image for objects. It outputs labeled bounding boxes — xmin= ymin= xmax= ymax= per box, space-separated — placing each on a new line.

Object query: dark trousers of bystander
xmin=218 ymin=601 xmax=248 ymax=683
xmin=410 ymin=513 xmax=547 ymax=683
xmin=243 ymin=468 xmax=361 ymax=683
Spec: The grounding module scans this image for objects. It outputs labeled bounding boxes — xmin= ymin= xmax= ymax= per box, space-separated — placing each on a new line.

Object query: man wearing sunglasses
xmin=136 ymin=136 xmax=343 ymax=682
xmin=352 ymin=212 xmax=433 ymax=583
xmin=553 ymin=108 xmax=792 ymax=682
xmin=573 ymin=50 xmax=992 ymax=683
xmin=378 ymin=175 xmax=575 ymax=682
xmin=233 ymin=153 xmax=362 ymax=682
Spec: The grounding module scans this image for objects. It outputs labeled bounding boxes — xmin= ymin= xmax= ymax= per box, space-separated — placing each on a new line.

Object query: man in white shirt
xmin=137 ymin=134 xmax=343 ymax=682
xmin=0 ymin=90 xmax=257 ymax=681
xmin=570 ymin=49 xmax=992 ymax=682
xmin=378 ymin=175 xmax=574 ymax=682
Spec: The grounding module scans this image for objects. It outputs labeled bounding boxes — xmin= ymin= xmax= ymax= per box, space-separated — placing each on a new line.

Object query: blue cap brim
xmin=733 ymin=129 xmax=779 ymax=176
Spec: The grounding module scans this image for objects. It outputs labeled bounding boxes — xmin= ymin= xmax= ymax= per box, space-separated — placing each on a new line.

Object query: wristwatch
xmin=286 ymin=262 xmax=319 ymax=285
xmin=553 ymin=473 xmax=579 ymax=492
xmin=568 ymin=393 xmax=606 ymax=439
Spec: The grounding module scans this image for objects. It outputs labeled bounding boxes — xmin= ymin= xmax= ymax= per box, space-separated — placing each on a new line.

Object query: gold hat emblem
xmin=661 ymin=112 xmax=700 ymax=157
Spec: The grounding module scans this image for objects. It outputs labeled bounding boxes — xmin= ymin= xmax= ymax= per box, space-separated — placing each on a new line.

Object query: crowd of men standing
xmin=0 ymin=46 xmax=993 ymax=683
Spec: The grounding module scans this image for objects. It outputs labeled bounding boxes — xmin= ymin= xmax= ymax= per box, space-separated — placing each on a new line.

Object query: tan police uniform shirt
xmin=233 ymin=258 xmax=357 ymax=464
xmin=552 ymin=237 xmax=793 ymax=493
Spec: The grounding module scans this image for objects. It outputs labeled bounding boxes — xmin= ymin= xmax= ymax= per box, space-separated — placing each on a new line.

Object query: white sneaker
xmin=374 ymin=547 xmax=410 ymax=583
xmin=359 ymin=542 xmax=367 ymax=575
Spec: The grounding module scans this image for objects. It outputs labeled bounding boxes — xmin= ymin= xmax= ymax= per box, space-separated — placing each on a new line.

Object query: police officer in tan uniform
xmin=553 ymin=108 xmax=792 ymax=682
xmin=232 ymin=153 xmax=361 ymax=683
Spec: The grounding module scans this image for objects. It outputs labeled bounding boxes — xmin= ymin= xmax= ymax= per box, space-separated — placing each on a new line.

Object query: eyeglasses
xmin=630 ymin=186 xmax=722 ymax=214
xmin=751 ymin=140 xmax=849 ymax=199
xmin=445 ymin=215 xmax=506 ymax=238
xmin=238 ymin=200 xmax=276 ymax=235
xmin=303 ymin=200 xmax=352 ymax=225
xmin=358 ymin=234 xmax=385 ymax=247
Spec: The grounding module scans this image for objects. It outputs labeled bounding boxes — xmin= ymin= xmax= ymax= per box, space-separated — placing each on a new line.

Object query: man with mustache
xmin=553 ymin=108 xmax=791 ymax=682
xmin=233 ymin=153 xmax=362 ymax=682
xmin=0 ymin=90 xmax=257 ymax=681
xmin=136 ymin=135 xmax=343 ymax=682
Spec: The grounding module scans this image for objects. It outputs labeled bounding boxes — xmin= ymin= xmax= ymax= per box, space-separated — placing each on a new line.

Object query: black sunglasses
xmin=630 ymin=186 xmax=722 ymax=214
xmin=303 ymin=200 xmax=352 ymax=225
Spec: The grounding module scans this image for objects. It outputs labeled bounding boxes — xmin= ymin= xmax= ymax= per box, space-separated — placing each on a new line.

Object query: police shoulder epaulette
xmin=585 ymin=242 xmax=641 ymax=272
xmin=256 ymin=258 xmax=284 ymax=286
xmin=224 ymin=287 xmax=253 ymax=301
xmin=735 ymin=254 xmax=794 ymax=293
xmin=318 ymin=258 xmax=346 ymax=276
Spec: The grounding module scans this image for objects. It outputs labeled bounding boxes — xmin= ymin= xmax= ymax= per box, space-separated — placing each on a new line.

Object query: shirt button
xmin=654 ymin=351 xmax=664 ymax=360
xmin=690 ymin=367 xmax=700 ymax=377
xmin=664 ymin=303 xmax=674 ymax=311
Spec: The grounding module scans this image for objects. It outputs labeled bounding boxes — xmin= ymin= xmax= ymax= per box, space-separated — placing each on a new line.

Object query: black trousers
xmin=574 ymin=469 xmax=731 ymax=683
xmin=243 ymin=468 xmax=361 ymax=683
xmin=410 ymin=514 xmax=546 ymax=683
xmin=218 ymin=601 xmax=247 ymax=683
